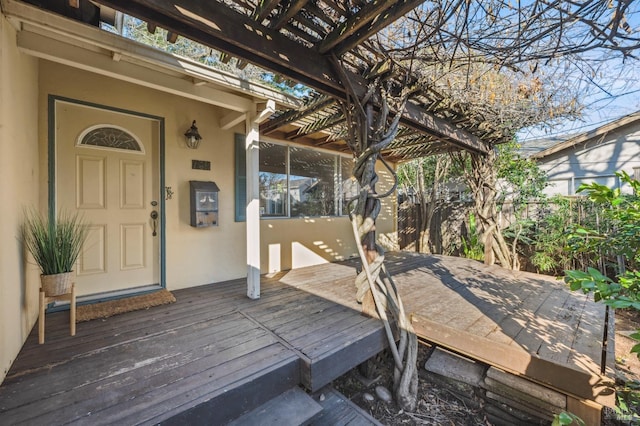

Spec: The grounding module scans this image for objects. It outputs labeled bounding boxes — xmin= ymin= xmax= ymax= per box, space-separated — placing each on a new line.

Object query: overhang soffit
xmin=6 ymin=1 xmax=300 ymax=111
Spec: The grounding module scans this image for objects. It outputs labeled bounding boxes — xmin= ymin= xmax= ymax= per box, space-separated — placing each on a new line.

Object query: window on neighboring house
xmin=340 ymin=156 xmax=358 ymax=213
xmin=259 ymin=142 xmax=354 ymax=218
xmin=259 ymin=143 xmax=288 ymax=217
xmin=289 ymin=147 xmax=336 ymax=217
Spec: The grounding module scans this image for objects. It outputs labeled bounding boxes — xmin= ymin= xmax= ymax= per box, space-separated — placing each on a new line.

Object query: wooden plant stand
xmin=39 ymin=283 xmax=76 ymax=344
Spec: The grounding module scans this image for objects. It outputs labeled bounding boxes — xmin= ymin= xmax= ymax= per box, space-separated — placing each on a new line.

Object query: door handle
xmin=150 ymin=210 xmax=158 ymax=236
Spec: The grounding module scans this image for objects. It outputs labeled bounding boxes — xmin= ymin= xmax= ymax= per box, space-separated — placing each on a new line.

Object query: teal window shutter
xmin=235 ymin=134 xmax=246 ymax=222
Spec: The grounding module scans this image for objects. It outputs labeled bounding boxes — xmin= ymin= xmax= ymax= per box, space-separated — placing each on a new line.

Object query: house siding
xmin=537 ymin=125 xmax=640 ymax=195
xmin=0 ymin=14 xmax=40 ymax=384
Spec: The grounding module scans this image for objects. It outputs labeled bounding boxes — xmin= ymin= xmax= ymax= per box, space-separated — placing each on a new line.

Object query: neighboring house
xmin=0 ymin=2 xmax=397 ymax=384
xmin=530 ymin=111 xmax=640 ymax=196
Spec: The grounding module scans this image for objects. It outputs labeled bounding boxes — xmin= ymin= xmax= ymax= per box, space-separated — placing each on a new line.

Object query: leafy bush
xmin=461 ymin=213 xmax=484 ymax=261
xmin=564 ymin=171 xmax=640 ymax=358
xmin=530 ymin=196 xmax=573 ymax=274
xmin=562 ymin=171 xmax=640 ymax=424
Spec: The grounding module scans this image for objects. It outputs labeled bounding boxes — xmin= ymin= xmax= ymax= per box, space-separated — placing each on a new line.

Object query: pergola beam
xmin=334 ymin=0 xmax=426 ymax=56
xmin=252 ymin=0 xmax=281 ymax=23
xmin=267 ymin=130 xmax=350 ymax=153
xmin=319 ymin=0 xmax=401 ymax=53
xmin=271 ymin=0 xmax=308 ymax=30
xmin=96 ymin=0 xmax=488 ymax=154
xmin=98 ymin=0 xmax=344 ymax=95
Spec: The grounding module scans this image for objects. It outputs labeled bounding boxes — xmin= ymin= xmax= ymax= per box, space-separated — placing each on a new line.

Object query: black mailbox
xmin=190 ymin=181 xmax=220 ymax=227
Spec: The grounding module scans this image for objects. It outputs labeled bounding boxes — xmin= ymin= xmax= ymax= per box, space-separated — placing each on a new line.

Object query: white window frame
xmin=259 ymin=140 xmax=352 ymax=218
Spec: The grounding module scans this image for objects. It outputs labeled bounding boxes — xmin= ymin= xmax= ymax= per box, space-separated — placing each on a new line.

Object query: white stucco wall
xmin=0 ymin=14 xmax=40 ymax=384
xmin=537 ymin=125 xmax=640 ymax=196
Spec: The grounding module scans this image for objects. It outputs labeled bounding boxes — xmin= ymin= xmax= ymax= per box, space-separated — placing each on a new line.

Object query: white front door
xmin=54 ymin=100 xmax=161 ymax=297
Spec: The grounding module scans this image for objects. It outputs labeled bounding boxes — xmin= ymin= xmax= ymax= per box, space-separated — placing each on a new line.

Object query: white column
xmin=245 ymin=113 xmax=261 ymax=299
xmin=245 ymin=100 xmax=275 ymax=299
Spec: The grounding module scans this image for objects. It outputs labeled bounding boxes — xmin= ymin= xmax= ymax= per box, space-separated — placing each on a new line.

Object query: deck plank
xmin=303 ymin=320 xmax=387 ymax=391
xmin=244 ymin=295 xmax=337 ymax=327
xmin=1 ymin=311 xmax=254 ymax=402
xmin=482 ymin=281 xmax=556 ymax=345
xmin=0 ymin=267 xmax=387 ymax=425
xmin=384 ymin=253 xmax=612 ymax=407
xmin=1 ymin=316 xmax=278 ymax=421
xmin=310 ymin=386 xmax=382 ymax=426
xmin=102 ymin=343 xmax=297 ymax=425
xmin=566 ymin=295 xmax=608 ymax=376
xmin=301 ymin=317 xmax=384 ymax=360
xmin=8 ymin=299 xmax=240 ymax=373
xmin=157 ymin=357 xmax=300 ymax=426
xmin=288 ymin=312 xmax=374 ymax=350
xmin=509 ymin=286 xmax=574 ymax=355
xmin=10 ymin=282 xmax=303 ymax=371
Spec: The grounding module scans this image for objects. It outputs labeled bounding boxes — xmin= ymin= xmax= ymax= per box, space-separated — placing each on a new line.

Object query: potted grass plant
xmin=21 ymin=209 xmax=88 ymax=296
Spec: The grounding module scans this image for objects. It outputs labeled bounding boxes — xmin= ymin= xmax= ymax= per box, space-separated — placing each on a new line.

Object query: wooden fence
xmin=398 ymin=197 xmax=597 ymax=258
xmin=397 ymin=200 xmax=470 ymax=254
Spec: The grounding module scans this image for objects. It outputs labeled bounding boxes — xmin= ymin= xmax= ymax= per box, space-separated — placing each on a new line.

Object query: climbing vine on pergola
xmin=332 ymin=56 xmax=419 ymax=410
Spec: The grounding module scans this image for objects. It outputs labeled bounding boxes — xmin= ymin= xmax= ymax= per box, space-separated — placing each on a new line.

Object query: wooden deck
xmin=0 ymin=252 xmax=614 ymax=424
xmin=0 ymin=272 xmax=386 ymax=425
xmin=284 ymin=252 xmax=616 ymax=407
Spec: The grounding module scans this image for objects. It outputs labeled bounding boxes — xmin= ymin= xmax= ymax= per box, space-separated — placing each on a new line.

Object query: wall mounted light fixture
xmin=184 ymin=120 xmax=202 ymax=149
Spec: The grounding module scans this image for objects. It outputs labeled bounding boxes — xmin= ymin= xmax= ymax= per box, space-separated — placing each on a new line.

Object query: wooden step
xmin=300 ymin=318 xmax=387 ymax=392
xmin=159 ymin=355 xmax=301 ymax=425
xmin=228 ymin=387 xmax=322 ymax=426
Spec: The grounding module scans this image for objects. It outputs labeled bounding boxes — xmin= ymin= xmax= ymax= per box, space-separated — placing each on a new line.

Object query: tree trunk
xmin=334 ymin=58 xmax=418 ymax=411
xmin=453 ymin=150 xmax=515 ymax=269
xmin=416 ymin=162 xmax=429 ymax=253
xmin=415 ymin=156 xmax=450 ymax=254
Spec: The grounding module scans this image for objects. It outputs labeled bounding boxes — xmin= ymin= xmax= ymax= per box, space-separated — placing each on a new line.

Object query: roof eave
xmin=532 ymin=110 xmax=640 ymax=159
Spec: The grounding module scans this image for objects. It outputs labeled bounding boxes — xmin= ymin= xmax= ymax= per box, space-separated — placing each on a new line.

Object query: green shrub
xmin=564 ymin=171 xmax=640 ymax=358
xmin=462 ymin=213 xmax=484 ymax=261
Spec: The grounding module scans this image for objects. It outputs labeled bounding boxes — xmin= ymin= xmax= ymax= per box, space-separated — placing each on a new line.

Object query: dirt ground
xmin=334 ymin=345 xmax=491 ymax=425
xmin=615 ymin=309 xmax=640 ymax=381
xmin=334 ymin=310 xmax=640 ymax=425
xmin=606 ymin=309 xmax=640 ymax=425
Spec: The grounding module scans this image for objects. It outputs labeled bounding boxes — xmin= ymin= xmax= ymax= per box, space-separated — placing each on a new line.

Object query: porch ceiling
xmin=17 ymin=0 xmax=514 ymax=161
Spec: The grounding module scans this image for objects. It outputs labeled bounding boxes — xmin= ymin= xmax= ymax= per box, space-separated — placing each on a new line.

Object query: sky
xmin=517 ymin=74 xmax=640 ymax=142
xmin=518 ymin=82 xmax=640 ymax=143
xmin=517 ymin=5 xmax=640 ymax=143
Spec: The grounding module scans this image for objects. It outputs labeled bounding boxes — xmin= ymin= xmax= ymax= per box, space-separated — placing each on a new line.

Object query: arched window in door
xmin=77 ymin=125 xmax=144 ymax=153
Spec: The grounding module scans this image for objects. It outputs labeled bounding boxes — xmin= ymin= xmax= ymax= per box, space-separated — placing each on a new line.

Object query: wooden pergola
xmin=48 ymin=0 xmax=513 ymax=161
